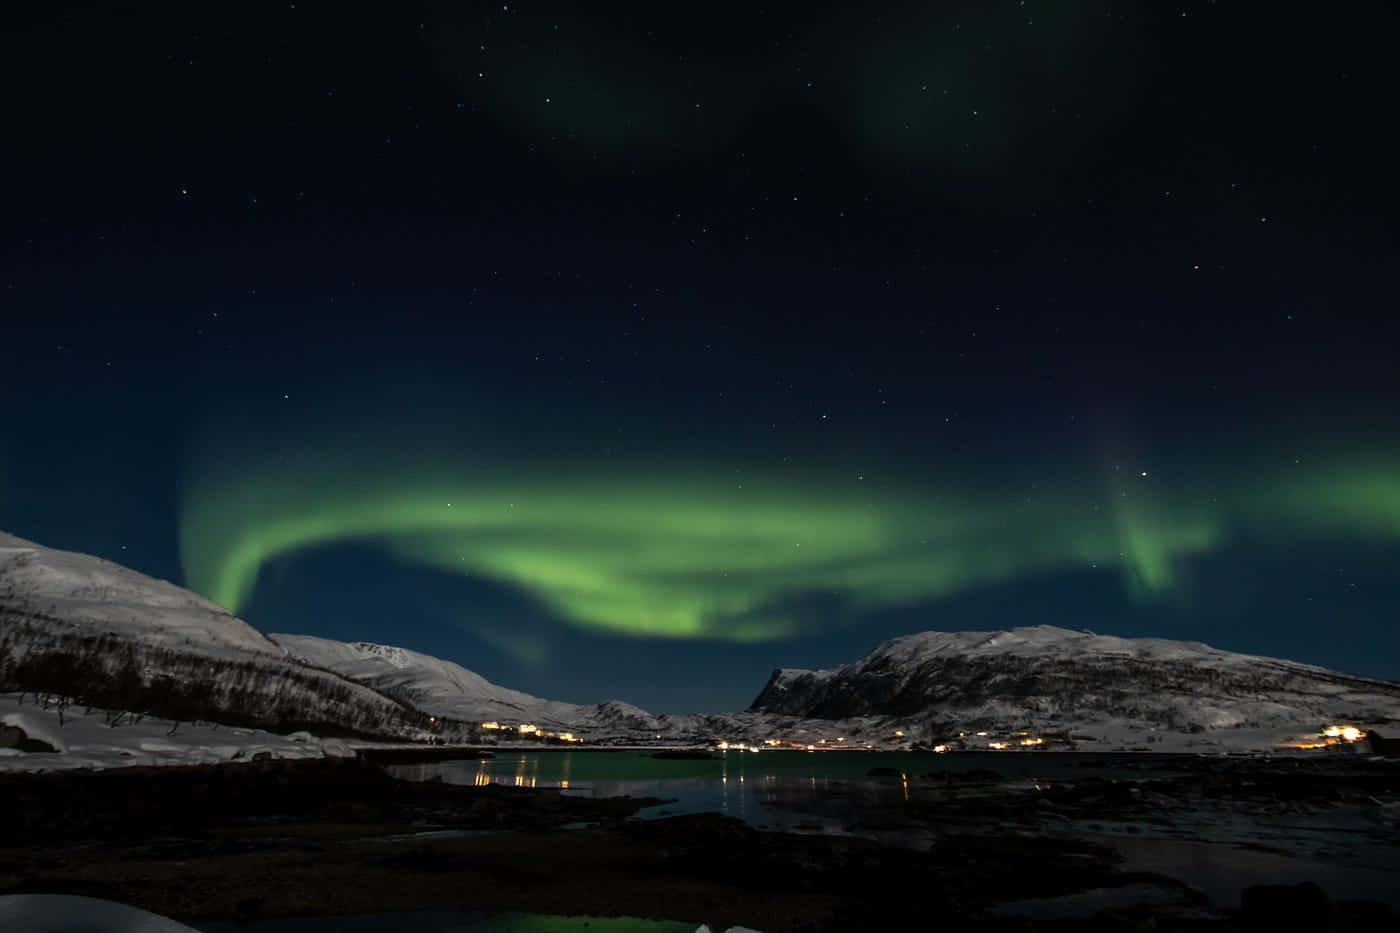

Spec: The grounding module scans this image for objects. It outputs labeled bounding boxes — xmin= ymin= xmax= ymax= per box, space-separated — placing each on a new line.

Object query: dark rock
xmin=1240 ymin=881 xmax=1330 ymax=929
xmin=0 ymin=723 xmax=59 ymax=753
xmin=1364 ymin=730 xmax=1400 ymax=757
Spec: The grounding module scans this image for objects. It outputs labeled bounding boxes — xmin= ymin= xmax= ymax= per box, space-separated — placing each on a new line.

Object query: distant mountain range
xmin=749 ymin=626 xmax=1400 ymax=747
xmin=269 ymin=634 xmax=659 ymax=735
xmin=4 ymin=529 xmax=1398 ymax=753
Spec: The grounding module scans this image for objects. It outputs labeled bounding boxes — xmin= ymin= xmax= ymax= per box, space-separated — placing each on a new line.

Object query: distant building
xmin=1364 ymin=730 xmax=1400 ymax=757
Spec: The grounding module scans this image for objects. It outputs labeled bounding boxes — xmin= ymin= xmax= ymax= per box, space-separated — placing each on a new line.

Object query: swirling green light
xmin=177 ymin=433 xmax=1280 ymax=641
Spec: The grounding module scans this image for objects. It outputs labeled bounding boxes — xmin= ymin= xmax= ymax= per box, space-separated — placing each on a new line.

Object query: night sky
xmin=3 ymin=2 xmax=1398 ymax=713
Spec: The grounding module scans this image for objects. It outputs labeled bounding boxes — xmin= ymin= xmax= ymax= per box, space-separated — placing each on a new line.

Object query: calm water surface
xmin=388 ymin=749 xmax=1181 ymax=838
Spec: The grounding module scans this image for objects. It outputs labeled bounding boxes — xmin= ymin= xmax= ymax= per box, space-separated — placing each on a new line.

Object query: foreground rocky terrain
xmin=2 ymin=752 xmax=1398 ymax=931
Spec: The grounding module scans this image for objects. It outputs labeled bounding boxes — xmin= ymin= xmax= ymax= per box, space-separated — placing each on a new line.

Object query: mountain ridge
xmin=6 ymin=530 xmax=1399 ymax=754
xmin=749 ymin=624 xmax=1400 ymax=740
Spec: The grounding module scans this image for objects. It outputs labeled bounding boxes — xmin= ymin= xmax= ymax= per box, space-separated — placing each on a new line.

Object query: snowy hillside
xmin=0 ymin=693 xmax=354 ymax=772
xmin=271 ymin=634 xmax=662 ymax=735
xmin=0 ymin=532 xmax=281 ymax=658
xmin=748 ymin=624 xmax=1400 ymax=749
xmin=0 ymin=531 xmax=435 ymax=742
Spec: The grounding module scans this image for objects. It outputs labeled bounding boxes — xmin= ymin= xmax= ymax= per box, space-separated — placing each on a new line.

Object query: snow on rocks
xmin=1 ymin=710 xmax=67 ymax=752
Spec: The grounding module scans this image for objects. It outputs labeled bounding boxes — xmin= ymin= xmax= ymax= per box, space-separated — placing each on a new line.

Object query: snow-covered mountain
xmin=749 ymin=625 xmax=1400 ymax=747
xmin=270 ymin=634 xmax=661 ymax=734
xmin=7 ymin=530 xmax=1399 ymax=755
xmin=0 ymin=531 xmax=434 ymax=740
xmin=0 ymin=530 xmax=661 ymax=743
xmin=0 ymin=531 xmax=281 ymax=659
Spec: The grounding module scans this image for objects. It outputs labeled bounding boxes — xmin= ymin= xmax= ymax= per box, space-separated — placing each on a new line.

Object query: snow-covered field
xmin=0 ymin=693 xmax=352 ymax=772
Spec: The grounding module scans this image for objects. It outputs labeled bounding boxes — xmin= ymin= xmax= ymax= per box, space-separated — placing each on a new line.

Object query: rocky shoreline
xmin=2 ymin=754 xmax=1398 ymax=931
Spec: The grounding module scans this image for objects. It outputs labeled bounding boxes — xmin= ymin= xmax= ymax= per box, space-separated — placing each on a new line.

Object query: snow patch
xmin=0 ymin=894 xmax=202 ymax=932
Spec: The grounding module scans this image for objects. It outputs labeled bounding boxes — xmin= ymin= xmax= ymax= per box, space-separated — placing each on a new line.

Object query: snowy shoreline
xmin=0 ymin=693 xmax=354 ymax=772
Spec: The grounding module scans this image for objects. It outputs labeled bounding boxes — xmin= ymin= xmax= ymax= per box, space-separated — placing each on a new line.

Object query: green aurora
xmin=178 ymin=439 xmax=1400 ymax=643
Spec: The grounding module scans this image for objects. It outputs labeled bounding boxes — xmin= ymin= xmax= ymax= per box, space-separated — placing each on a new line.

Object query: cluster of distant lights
xmin=713 ymin=729 xmax=1050 ymax=753
xmin=1287 ymin=724 xmax=1366 ymax=749
xmin=479 ymin=721 xmax=580 ymax=742
xmin=463 ymin=721 xmax=1373 ymax=757
xmin=472 ymin=722 xmax=1061 ymax=753
xmin=470 ymin=721 xmax=1372 ymax=754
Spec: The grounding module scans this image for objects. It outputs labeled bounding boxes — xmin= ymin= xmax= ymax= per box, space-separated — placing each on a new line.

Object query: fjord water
xmin=387 ymin=748 xmax=1183 ymax=838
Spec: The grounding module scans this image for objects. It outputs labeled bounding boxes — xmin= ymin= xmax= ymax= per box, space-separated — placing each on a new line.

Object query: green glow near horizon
xmin=177 ymin=440 xmax=1400 ymax=642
